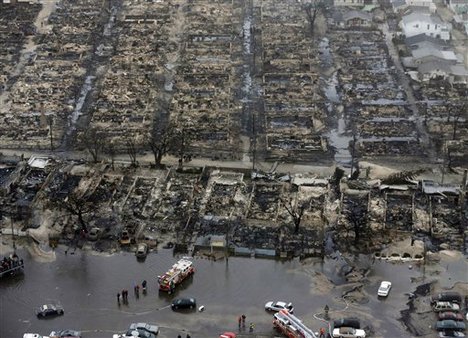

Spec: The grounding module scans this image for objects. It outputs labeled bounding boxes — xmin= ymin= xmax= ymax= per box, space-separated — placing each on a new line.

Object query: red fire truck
xmin=158 ymin=258 xmax=194 ymax=293
xmin=273 ymin=310 xmax=318 ymax=338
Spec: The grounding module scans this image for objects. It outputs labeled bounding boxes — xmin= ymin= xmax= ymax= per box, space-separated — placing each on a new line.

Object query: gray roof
xmin=417 ymin=60 xmax=453 ymax=74
xmin=402 ymin=11 xmax=445 ymax=26
xmin=405 ymin=33 xmax=449 ymax=47
xmin=343 ymin=10 xmax=373 ymax=22
xmin=409 ymin=40 xmax=448 ymax=52
xmin=332 ymin=11 xmax=344 ymax=22
xmin=390 ymin=0 xmax=406 ymax=8
xmin=412 ymin=46 xmax=457 ymax=61
xmin=450 ymin=64 xmax=468 ymax=76
xmin=421 ymin=180 xmax=460 ymax=195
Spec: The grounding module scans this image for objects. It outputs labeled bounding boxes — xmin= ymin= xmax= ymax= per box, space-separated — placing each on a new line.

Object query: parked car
xmin=439 ymin=331 xmax=465 ymax=337
xmin=433 ymin=302 xmax=461 ymax=312
xmin=377 ymin=281 xmax=392 ymax=297
xmin=87 ymin=227 xmax=101 ymax=241
xmin=113 ymin=329 xmax=155 ymax=338
xmin=435 ymin=320 xmax=466 ymax=331
xmin=36 ymin=304 xmax=64 ymax=318
xmin=49 ymin=330 xmax=81 ymax=338
xmin=135 ymin=243 xmax=148 ymax=259
xmin=24 ymin=335 xmax=50 ymax=338
xmin=432 ymin=292 xmax=462 ymax=304
xmin=332 ymin=326 xmax=366 ymax=338
xmin=333 ymin=318 xmax=361 ymax=329
xmin=439 ymin=312 xmax=465 ymax=321
xmin=171 ymin=298 xmax=196 ymax=310
xmin=129 ymin=323 xmax=159 ymax=336
xmin=265 ymin=301 xmax=294 ymax=313
xmin=219 ymin=332 xmax=237 ymax=338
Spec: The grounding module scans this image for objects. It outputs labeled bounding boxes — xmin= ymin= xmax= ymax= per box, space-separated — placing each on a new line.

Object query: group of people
xmin=117 ymin=280 xmax=147 ymax=304
xmin=238 ymin=314 xmax=254 ymax=332
xmin=0 ymin=254 xmax=23 ymax=273
xmin=117 ymin=289 xmax=129 ymax=304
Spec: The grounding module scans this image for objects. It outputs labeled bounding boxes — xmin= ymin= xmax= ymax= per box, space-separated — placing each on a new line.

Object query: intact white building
xmin=400 ymin=12 xmax=452 ymax=40
xmin=390 ymin=0 xmax=436 ymax=13
xmin=334 ymin=0 xmax=377 ymax=7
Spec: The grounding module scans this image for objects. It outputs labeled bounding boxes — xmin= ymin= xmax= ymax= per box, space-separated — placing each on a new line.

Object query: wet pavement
xmin=0 ymin=247 xmax=463 ymax=338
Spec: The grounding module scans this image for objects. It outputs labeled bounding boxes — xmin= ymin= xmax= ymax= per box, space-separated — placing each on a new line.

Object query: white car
xmin=377 ymin=281 xmax=392 ymax=297
xmin=332 ymin=327 xmax=366 ymax=338
xmin=135 ymin=243 xmax=149 ymax=259
xmin=129 ymin=323 xmax=159 ymax=335
xmin=265 ymin=301 xmax=294 ymax=313
xmin=439 ymin=331 xmax=465 ymax=337
xmin=433 ymin=302 xmax=461 ymax=312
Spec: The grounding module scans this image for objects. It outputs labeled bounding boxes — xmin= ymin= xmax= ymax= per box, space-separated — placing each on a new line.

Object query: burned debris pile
xmin=1 ymin=158 xmax=465 ymax=259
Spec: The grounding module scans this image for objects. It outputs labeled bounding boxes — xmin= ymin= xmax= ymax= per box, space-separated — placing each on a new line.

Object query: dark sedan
xmin=435 ymin=320 xmax=466 ymax=331
xmin=171 ymin=298 xmax=196 ymax=310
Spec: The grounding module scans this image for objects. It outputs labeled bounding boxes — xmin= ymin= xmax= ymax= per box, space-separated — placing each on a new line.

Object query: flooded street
xmin=0 ymin=247 xmax=449 ymax=338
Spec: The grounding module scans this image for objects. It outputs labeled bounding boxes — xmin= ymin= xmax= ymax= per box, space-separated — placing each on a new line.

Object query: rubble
xmin=0 ymin=0 xmax=104 ymax=149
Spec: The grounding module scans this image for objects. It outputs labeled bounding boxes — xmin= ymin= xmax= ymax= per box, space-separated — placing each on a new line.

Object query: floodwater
xmin=0 ymin=247 xmax=461 ymax=338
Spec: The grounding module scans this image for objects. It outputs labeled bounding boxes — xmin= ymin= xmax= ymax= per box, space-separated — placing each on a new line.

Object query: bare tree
xmin=148 ymin=126 xmax=174 ymax=168
xmin=172 ymin=126 xmax=194 ymax=169
xmin=303 ymin=0 xmax=326 ymax=37
xmin=282 ymin=196 xmax=311 ymax=234
xmin=106 ymin=139 xmax=116 ymax=171
xmin=344 ymin=200 xmax=368 ymax=245
xmin=125 ymin=136 xmax=138 ymax=167
xmin=47 ymin=115 xmax=54 ymax=152
xmin=51 ymin=192 xmax=95 ymax=233
xmin=80 ymin=127 xmax=106 ymax=163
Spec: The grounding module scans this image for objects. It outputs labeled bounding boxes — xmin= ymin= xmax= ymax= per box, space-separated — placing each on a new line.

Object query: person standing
xmin=249 ymin=322 xmax=255 ymax=332
xmin=241 ymin=314 xmax=246 ymax=327
xmin=319 ymin=327 xmax=326 ymax=338
xmin=117 ymin=292 xmax=121 ymax=304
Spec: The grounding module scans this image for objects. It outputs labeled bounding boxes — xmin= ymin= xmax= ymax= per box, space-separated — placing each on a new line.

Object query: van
xmin=433 ymin=302 xmax=460 ymax=312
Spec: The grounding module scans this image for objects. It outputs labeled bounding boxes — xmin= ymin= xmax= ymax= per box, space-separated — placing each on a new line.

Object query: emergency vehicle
xmin=273 ymin=310 xmax=318 ymax=338
xmin=158 ymin=258 xmax=194 ymax=293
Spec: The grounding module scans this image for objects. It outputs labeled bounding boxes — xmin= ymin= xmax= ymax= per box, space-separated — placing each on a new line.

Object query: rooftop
xmin=401 ymin=11 xmax=445 ymax=25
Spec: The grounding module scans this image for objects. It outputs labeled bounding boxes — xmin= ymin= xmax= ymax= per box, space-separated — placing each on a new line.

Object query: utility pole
xmin=252 ymin=102 xmax=256 ymax=171
xmin=47 ymin=115 xmax=54 ymax=152
xmin=11 ymin=217 xmax=16 ymax=252
xmin=460 ymin=170 xmax=467 ymax=235
xmin=350 ymin=134 xmax=357 ymax=178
